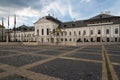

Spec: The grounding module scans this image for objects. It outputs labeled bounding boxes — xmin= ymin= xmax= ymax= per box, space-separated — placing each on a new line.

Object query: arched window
xmin=47 ymin=28 xmax=49 ymax=35
xmin=37 ymin=29 xmax=39 ymax=36
xmin=79 ymin=31 xmax=81 ymax=35
xmin=42 ymin=29 xmax=44 ymax=35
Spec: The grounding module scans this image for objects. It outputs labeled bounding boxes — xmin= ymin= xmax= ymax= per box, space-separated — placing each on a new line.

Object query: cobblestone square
xmin=0 ymin=75 xmax=31 ymax=80
xmin=0 ymin=54 xmax=47 ymax=67
xmin=0 ymin=45 xmax=119 ymax=80
xmin=29 ymin=58 xmax=102 ymax=80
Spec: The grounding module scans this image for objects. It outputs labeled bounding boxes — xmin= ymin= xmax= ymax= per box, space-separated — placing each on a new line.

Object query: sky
xmin=0 ymin=0 xmax=120 ymax=29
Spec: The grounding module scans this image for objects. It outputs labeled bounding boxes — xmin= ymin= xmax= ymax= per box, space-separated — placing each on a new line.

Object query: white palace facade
xmin=10 ymin=13 xmax=120 ymax=46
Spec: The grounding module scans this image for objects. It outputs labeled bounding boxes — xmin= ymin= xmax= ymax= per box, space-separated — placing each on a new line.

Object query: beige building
xmin=9 ymin=13 xmax=120 ymax=45
xmin=34 ymin=13 xmax=120 ymax=45
xmin=10 ymin=25 xmax=36 ymax=42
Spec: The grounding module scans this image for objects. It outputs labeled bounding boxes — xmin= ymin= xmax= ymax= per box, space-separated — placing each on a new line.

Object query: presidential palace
xmin=8 ymin=12 xmax=120 ymax=46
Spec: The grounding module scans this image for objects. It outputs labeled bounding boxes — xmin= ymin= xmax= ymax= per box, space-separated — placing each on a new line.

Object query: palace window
xmin=61 ymin=38 xmax=63 ymax=41
xmin=90 ymin=30 xmax=93 ymax=35
xmin=69 ymin=32 xmax=71 ymax=36
xmin=79 ymin=31 xmax=81 ymax=35
xmin=83 ymin=30 xmax=86 ymax=35
xmin=115 ymin=28 xmax=118 ymax=34
xmin=42 ymin=29 xmax=44 ymax=35
xmin=47 ymin=28 xmax=49 ymax=35
xmin=57 ymin=33 xmax=59 ymax=36
xmin=64 ymin=25 xmax=67 ymax=27
xmin=74 ymin=31 xmax=76 ymax=36
xmin=37 ymin=29 xmax=39 ymax=36
xmin=106 ymin=29 xmax=109 ymax=34
xmin=61 ymin=33 xmax=63 ymax=36
xmin=65 ymin=38 xmax=67 ymax=41
xmin=65 ymin=32 xmax=67 ymax=36
xmin=98 ymin=30 xmax=101 ymax=34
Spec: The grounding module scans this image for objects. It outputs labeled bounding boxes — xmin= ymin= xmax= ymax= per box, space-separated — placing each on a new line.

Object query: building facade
xmin=34 ymin=13 xmax=120 ymax=44
xmin=10 ymin=25 xmax=36 ymax=42
xmin=0 ymin=25 xmax=5 ymax=42
xmin=9 ymin=13 xmax=120 ymax=45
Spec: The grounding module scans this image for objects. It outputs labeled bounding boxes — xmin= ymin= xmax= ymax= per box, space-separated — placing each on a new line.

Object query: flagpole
xmin=1 ymin=17 xmax=4 ymax=42
xmin=14 ymin=14 xmax=16 ymax=42
xmin=7 ymin=16 xmax=9 ymax=42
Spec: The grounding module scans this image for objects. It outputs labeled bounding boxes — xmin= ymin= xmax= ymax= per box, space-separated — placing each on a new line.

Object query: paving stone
xmin=0 ymin=74 xmax=30 ymax=80
xmin=0 ymin=54 xmax=47 ymax=67
xmin=65 ymin=46 xmax=80 ymax=49
xmin=85 ymin=46 xmax=101 ymax=49
xmin=107 ymin=48 xmax=120 ymax=51
xmin=56 ymin=46 xmax=79 ymax=51
xmin=77 ymin=49 xmax=101 ymax=53
xmin=76 ymin=49 xmax=101 ymax=54
xmin=0 ymin=51 xmax=18 ymax=56
xmin=113 ymin=65 xmax=120 ymax=80
xmin=0 ymin=69 xmax=4 ymax=73
xmin=105 ymin=45 xmax=120 ymax=51
xmin=65 ymin=52 xmax=102 ymax=61
xmin=35 ymin=50 xmax=63 ymax=56
xmin=109 ymin=55 xmax=120 ymax=63
xmin=107 ymin=51 xmax=120 ymax=55
xmin=16 ymin=49 xmax=41 ymax=53
xmin=29 ymin=58 xmax=102 ymax=80
xmin=56 ymin=48 xmax=75 ymax=51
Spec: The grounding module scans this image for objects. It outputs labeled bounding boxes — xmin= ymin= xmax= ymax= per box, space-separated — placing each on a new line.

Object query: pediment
xmin=34 ymin=18 xmax=52 ymax=24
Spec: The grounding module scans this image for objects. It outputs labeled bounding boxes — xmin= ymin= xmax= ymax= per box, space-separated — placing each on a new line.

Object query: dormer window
xmin=100 ymin=15 xmax=102 ymax=18
xmin=64 ymin=25 xmax=67 ymax=27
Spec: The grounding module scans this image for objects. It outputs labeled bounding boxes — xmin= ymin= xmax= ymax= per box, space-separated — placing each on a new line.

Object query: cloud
xmin=80 ymin=0 xmax=92 ymax=3
xmin=16 ymin=7 xmax=40 ymax=17
xmin=0 ymin=0 xmax=120 ymax=29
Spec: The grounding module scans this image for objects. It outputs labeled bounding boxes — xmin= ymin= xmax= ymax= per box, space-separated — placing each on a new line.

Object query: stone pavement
xmin=0 ymin=45 xmax=119 ymax=80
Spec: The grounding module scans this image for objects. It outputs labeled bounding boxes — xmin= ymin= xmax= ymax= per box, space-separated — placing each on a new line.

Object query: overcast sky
xmin=0 ymin=0 xmax=120 ymax=29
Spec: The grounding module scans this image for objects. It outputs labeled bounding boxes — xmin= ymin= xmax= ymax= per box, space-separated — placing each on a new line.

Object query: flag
xmin=55 ymin=27 xmax=59 ymax=31
xmin=14 ymin=14 xmax=16 ymax=26
xmin=8 ymin=16 xmax=9 ymax=26
xmin=2 ymin=17 xmax=4 ymax=27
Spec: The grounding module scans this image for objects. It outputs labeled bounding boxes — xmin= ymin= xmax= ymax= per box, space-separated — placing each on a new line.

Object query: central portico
xmin=34 ymin=15 xmax=61 ymax=43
